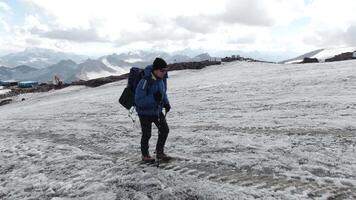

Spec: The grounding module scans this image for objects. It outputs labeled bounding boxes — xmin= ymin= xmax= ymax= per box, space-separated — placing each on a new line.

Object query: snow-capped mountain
xmin=0 ymin=48 xmax=87 ymax=69
xmin=282 ymin=47 xmax=356 ymax=63
xmin=117 ymin=51 xmax=171 ymax=64
xmin=1 ymin=55 xmax=133 ymax=83
xmin=0 ymin=60 xmax=78 ymax=83
xmin=77 ymin=58 xmax=119 ymax=80
xmin=190 ymin=53 xmax=217 ymax=62
xmin=0 ymin=66 xmax=13 ymax=80
xmin=114 ymin=50 xmax=195 ymax=64
xmin=0 ymin=65 xmax=38 ymax=81
xmin=168 ymin=54 xmax=191 ymax=63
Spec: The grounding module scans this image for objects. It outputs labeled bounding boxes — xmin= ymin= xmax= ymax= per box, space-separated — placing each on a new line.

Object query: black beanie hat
xmin=153 ymin=57 xmax=167 ymax=70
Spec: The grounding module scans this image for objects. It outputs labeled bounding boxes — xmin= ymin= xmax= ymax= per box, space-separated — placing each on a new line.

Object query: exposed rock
xmin=325 ymin=52 xmax=353 ymax=62
xmin=167 ymin=60 xmax=221 ymax=71
xmin=222 ymin=55 xmax=243 ymax=62
xmin=0 ymin=83 xmax=70 ymax=100
xmin=0 ymin=98 xmax=12 ymax=106
xmin=72 ymin=74 xmax=129 ymax=87
xmin=222 ymin=55 xmax=270 ymax=63
xmin=281 ymin=49 xmax=324 ymax=64
xmin=73 ymin=60 xmax=221 ymax=87
xmin=300 ymin=57 xmax=319 ymax=64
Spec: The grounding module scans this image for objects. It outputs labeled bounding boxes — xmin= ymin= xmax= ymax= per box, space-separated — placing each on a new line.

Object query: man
xmin=135 ymin=57 xmax=172 ymax=162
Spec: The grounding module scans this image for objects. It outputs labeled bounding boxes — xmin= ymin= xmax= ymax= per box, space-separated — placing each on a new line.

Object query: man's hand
xmin=154 ymin=92 xmax=162 ymax=103
xmin=164 ymin=103 xmax=171 ymax=113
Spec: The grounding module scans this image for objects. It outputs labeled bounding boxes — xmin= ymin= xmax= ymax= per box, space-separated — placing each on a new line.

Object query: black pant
xmin=139 ymin=113 xmax=169 ymax=157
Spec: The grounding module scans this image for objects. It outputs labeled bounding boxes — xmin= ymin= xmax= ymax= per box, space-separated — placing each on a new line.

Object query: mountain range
xmin=0 ymin=48 xmax=218 ymax=83
xmin=1 ymin=47 xmax=355 ymax=84
xmin=0 ymin=47 xmax=87 ymax=69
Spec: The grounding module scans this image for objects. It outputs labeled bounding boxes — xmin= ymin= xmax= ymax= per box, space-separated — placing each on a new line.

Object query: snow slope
xmin=314 ymin=47 xmax=356 ymax=61
xmin=101 ymin=58 xmax=129 ymax=75
xmin=285 ymin=47 xmax=356 ymax=63
xmin=0 ymin=60 xmax=356 ymax=199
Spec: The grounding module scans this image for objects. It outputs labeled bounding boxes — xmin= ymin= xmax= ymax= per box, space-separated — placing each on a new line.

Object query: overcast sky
xmin=0 ymin=0 xmax=356 ymax=58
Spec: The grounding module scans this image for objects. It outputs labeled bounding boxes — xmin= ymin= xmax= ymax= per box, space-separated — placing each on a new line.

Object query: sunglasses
xmin=159 ymin=68 xmax=167 ymax=72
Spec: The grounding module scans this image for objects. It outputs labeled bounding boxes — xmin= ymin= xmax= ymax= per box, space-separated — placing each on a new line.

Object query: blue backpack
xmin=119 ymin=67 xmax=144 ymax=110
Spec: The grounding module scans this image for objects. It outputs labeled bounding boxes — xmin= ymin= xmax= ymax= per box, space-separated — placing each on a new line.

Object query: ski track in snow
xmin=0 ymin=60 xmax=356 ymax=199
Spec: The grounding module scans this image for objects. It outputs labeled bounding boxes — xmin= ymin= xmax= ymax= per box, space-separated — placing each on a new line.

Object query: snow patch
xmin=285 ymin=59 xmax=302 ymax=64
xmin=80 ymin=71 xmax=113 ymax=80
xmin=124 ymin=58 xmax=143 ymax=63
xmin=0 ymin=89 xmax=11 ymax=95
xmin=101 ymin=58 xmax=129 ymax=75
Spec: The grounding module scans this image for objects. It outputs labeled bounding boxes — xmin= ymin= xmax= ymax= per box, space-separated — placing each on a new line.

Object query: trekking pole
xmin=128 ymin=107 xmax=136 ymax=123
xmin=156 ymin=111 xmax=168 ymax=168
xmin=156 ymin=114 xmax=161 ymax=168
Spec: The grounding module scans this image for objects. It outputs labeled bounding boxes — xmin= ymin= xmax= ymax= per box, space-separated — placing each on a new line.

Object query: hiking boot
xmin=156 ymin=153 xmax=172 ymax=161
xmin=142 ymin=155 xmax=155 ymax=163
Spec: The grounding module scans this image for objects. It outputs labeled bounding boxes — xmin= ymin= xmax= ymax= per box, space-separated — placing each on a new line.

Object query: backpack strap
xmin=141 ymin=78 xmax=150 ymax=96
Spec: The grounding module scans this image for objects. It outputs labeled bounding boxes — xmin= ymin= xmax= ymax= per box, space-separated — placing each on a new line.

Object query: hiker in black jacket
xmin=135 ymin=58 xmax=172 ymax=162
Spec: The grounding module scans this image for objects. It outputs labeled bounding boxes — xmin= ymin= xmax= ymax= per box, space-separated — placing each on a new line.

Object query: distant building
xmin=18 ymin=81 xmax=39 ymax=88
xmin=0 ymin=80 xmax=18 ymax=86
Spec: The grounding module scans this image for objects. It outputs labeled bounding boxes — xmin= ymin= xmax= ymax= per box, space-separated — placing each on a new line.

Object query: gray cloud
xmin=344 ymin=25 xmax=356 ymax=46
xmin=174 ymin=15 xmax=216 ymax=34
xmin=112 ymin=16 xmax=196 ymax=46
xmin=115 ymin=26 xmax=195 ymax=46
xmin=304 ymin=24 xmax=356 ymax=47
xmin=25 ymin=38 xmax=42 ymax=46
xmin=304 ymin=31 xmax=343 ymax=46
xmin=30 ymin=27 xmax=109 ymax=43
xmin=217 ymin=0 xmax=274 ymax=26
xmin=173 ymin=0 xmax=274 ymax=34
xmin=228 ymin=35 xmax=256 ymax=44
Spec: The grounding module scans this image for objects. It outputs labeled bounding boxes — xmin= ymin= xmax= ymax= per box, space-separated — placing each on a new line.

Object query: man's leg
xmin=139 ymin=116 xmax=152 ymax=157
xmin=154 ymin=113 xmax=169 ymax=154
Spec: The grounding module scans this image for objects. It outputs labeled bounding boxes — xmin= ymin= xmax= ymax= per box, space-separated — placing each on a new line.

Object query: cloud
xmin=174 ymin=16 xmax=216 ymax=34
xmin=30 ymin=27 xmax=109 ymax=43
xmin=306 ymin=24 xmax=356 ymax=47
xmin=172 ymin=0 xmax=275 ymax=34
xmin=0 ymin=18 xmax=10 ymax=32
xmin=228 ymin=35 xmax=256 ymax=44
xmin=173 ymin=0 xmax=307 ymax=35
xmin=344 ymin=25 xmax=356 ymax=46
xmin=0 ymin=2 xmax=11 ymax=32
xmin=5 ymin=0 xmax=356 ymax=58
xmin=306 ymin=0 xmax=356 ymax=29
xmin=115 ymin=27 xmax=195 ymax=46
xmin=25 ymin=38 xmax=42 ymax=46
xmin=0 ymin=2 xmax=10 ymax=12
xmin=218 ymin=0 xmax=274 ymax=26
xmin=301 ymin=0 xmax=356 ymax=47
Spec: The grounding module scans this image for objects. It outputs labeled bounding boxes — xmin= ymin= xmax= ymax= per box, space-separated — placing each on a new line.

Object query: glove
xmin=154 ymin=91 xmax=162 ymax=103
xmin=164 ymin=103 xmax=171 ymax=113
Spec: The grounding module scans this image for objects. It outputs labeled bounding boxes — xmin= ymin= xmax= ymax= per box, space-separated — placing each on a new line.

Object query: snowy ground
xmin=0 ymin=60 xmax=356 ymax=199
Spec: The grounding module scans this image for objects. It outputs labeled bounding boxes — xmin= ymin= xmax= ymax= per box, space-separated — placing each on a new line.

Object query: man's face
xmin=153 ymin=68 xmax=167 ymax=79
